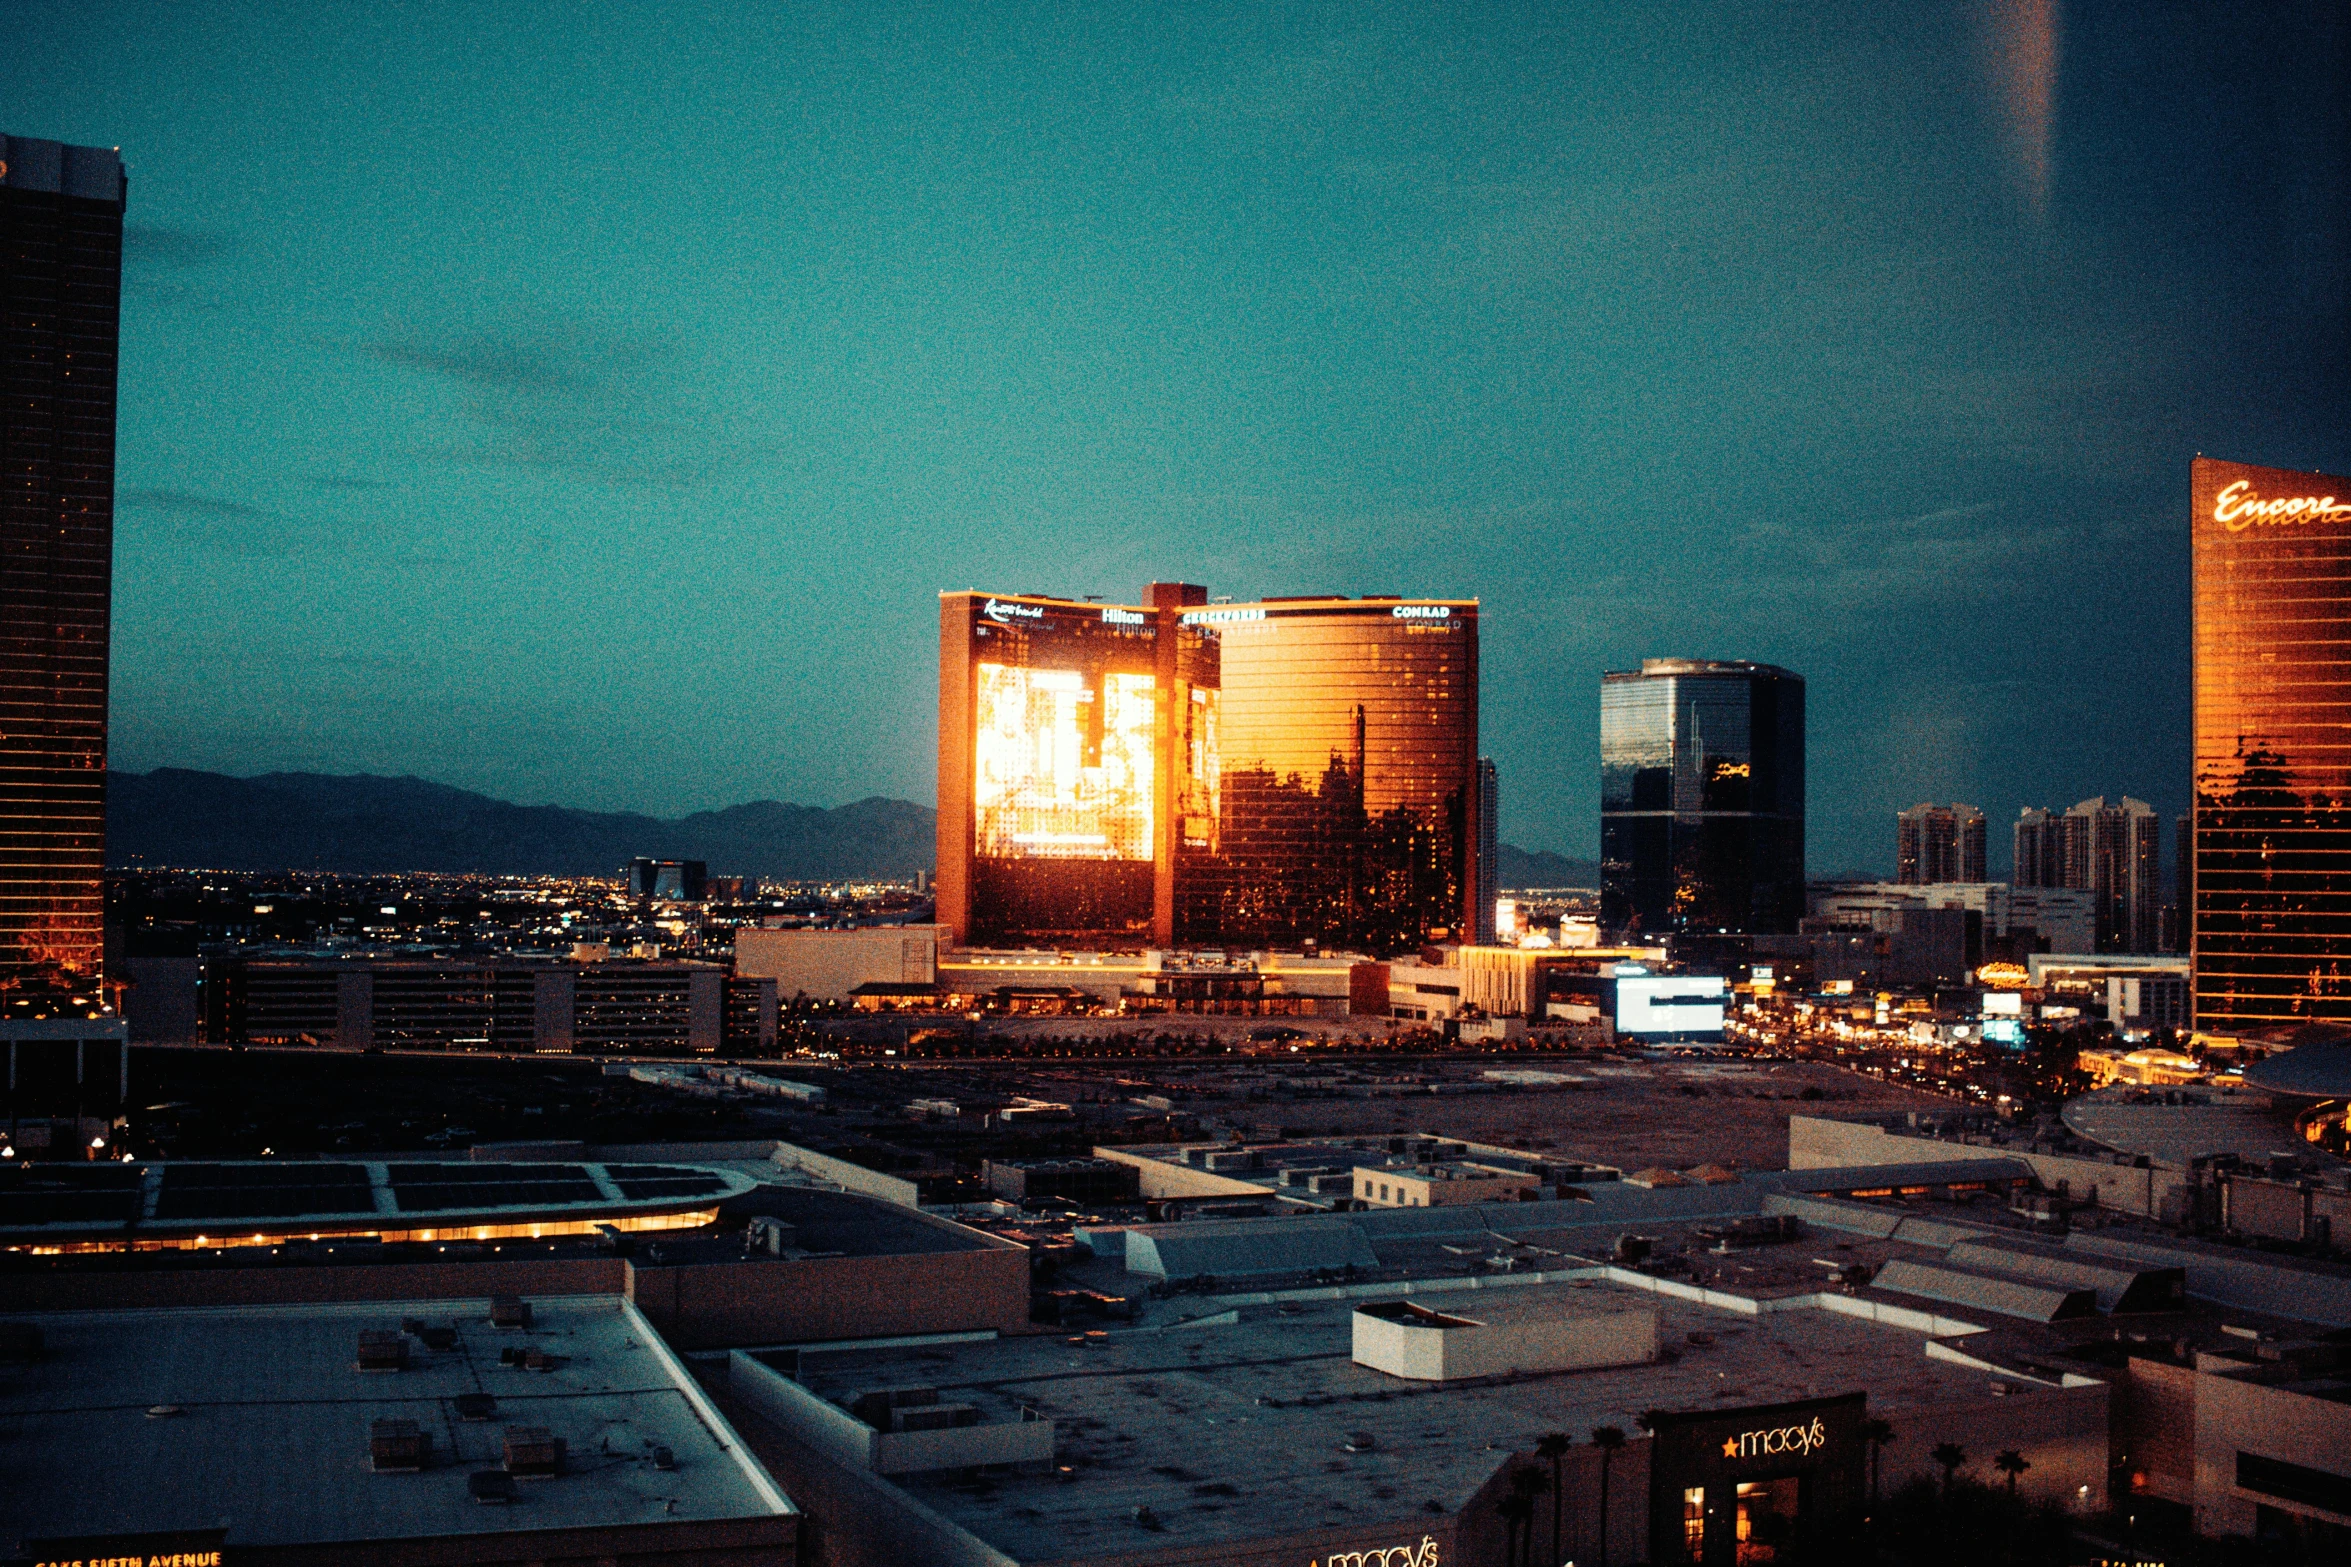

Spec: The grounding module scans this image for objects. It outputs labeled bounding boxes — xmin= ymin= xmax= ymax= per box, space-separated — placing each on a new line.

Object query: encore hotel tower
xmin=0 ymin=135 xmax=124 ymax=1002
xmin=937 ymin=587 xmax=1479 ymax=953
xmin=2192 ymin=455 xmax=2351 ymax=1033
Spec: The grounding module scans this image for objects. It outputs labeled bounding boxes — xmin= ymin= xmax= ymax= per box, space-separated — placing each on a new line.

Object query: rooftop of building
xmin=0 ymin=1159 xmax=762 ymax=1247
xmin=0 ymin=1294 xmax=791 ymax=1548
xmin=780 ymin=1277 xmax=2024 ymax=1561
xmin=2061 ymin=1086 xmax=2330 ymax=1172
xmin=2242 ymin=1027 xmax=2351 ymax=1100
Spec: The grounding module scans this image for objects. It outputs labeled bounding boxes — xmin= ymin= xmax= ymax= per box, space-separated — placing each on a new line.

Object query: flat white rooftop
xmin=0 ymin=1296 xmax=791 ymax=1547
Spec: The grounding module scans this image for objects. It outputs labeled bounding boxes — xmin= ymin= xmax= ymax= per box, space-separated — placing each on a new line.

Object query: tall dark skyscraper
xmin=1 ymin=135 xmax=125 ymax=1004
xmin=1600 ymin=659 xmax=1805 ymax=937
xmin=2192 ymin=455 xmax=2351 ymax=1033
xmin=937 ymin=589 xmax=1479 ymax=953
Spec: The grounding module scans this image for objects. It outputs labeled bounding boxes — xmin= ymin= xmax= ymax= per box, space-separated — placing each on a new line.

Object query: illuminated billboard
xmin=1615 ymin=975 xmax=1726 ymax=1036
xmin=973 ymin=664 xmax=1155 ymax=860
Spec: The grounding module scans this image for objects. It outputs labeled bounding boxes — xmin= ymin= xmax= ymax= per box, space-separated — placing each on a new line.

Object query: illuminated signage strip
xmin=1312 ymin=1539 xmax=1440 ymax=1567
xmin=1180 ymin=606 xmax=1266 ymax=625
xmin=1722 ymin=1416 xmax=1828 ymax=1460
xmin=981 ymin=598 xmax=1046 ymax=622
xmin=2212 ymin=480 xmax=2351 ymax=532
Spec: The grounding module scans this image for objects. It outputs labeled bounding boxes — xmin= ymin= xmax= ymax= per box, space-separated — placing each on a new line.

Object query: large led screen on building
xmin=973 ymin=664 xmax=1155 ymax=859
xmin=1615 ymin=975 xmax=1726 ymax=1036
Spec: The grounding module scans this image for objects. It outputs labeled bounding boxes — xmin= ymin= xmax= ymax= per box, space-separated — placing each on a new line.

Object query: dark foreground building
xmin=937 ymin=588 xmax=1479 ymax=953
xmin=1601 ymin=659 xmax=1805 ymax=938
xmin=2192 ymin=456 xmax=2351 ymax=1033
xmin=0 ymin=135 xmax=125 ymax=1003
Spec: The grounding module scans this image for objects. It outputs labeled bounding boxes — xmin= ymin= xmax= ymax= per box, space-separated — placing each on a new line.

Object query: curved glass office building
xmin=1601 ymin=659 xmax=1805 ymax=937
xmin=2192 ymin=456 xmax=2351 ymax=1033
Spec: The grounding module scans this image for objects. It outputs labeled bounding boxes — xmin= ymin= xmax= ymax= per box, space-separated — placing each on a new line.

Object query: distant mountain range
xmin=107 ymin=769 xmax=935 ymax=879
xmin=1494 ymin=843 xmax=1601 ymax=889
xmin=108 ymin=767 xmax=1598 ymax=884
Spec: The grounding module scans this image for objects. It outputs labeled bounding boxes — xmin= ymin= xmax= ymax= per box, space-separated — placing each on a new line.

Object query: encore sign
xmin=1722 ymin=1417 xmax=1829 ymax=1460
xmin=1311 ymin=1539 xmax=1440 ymax=1567
xmin=2211 ymin=479 xmax=2351 ymax=532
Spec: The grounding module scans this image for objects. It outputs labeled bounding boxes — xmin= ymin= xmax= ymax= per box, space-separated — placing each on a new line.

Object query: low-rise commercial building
xmin=200 ymin=956 xmax=774 ymax=1056
xmin=0 ymin=1295 xmax=797 ymax=1567
xmin=732 ymin=925 xmax=946 ymax=1002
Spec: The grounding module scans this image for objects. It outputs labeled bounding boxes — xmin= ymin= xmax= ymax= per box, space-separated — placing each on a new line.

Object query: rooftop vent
xmin=356 ymin=1330 xmax=409 ymax=1372
xmin=651 ymin=1444 xmax=676 ymax=1471
xmin=503 ymin=1426 xmax=566 ymax=1477
xmin=1343 ymin=1431 xmax=1379 ymax=1452
xmin=454 ymin=1392 xmax=498 ymax=1421
xmin=468 ymin=1470 xmax=516 ymax=1504
xmin=402 ymin=1318 xmax=459 ymax=1351
xmin=489 ymin=1297 xmax=534 ymax=1330
xmin=370 ymin=1418 xmax=432 ymax=1471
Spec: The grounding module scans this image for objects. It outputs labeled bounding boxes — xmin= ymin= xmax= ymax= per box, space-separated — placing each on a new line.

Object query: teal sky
xmin=7 ymin=2 xmax=2347 ymax=870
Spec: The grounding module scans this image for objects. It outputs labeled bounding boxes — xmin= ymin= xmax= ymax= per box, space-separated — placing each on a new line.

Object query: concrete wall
xmin=771 ymin=1141 xmax=925 ymax=1207
xmin=715 ymin=1356 xmax=1019 ymax=1567
xmin=2192 ymin=1368 xmax=2351 ymax=1538
xmin=1876 ymin=1381 xmax=2110 ymax=1509
xmin=1788 ymin=1116 xmax=2188 ymax=1219
xmin=1089 ymin=1144 xmax=1277 ymax=1201
xmin=627 ymin=1243 xmax=1031 ymax=1351
xmin=1354 ymin=1303 xmax=1657 ymax=1381
xmin=734 ymin=927 xmax=944 ymax=1002
xmin=2117 ymin=1356 xmax=2199 ymax=1504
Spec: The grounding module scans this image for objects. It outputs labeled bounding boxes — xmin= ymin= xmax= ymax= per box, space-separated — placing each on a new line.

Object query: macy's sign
xmin=1723 ymin=1417 xmax=1828 ymax=1460
xmin=1313 ymin=1538 xmax=1439 ymax=1567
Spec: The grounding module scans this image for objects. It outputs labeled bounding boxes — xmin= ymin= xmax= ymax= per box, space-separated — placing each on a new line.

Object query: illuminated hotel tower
xmin=937 ymin=589 xmax=1480 ymax=953
xmin=1 ymin=136 xmax=125 ymax=1003
xmin=2192 ymin=456 xmax=2351 ymax=1033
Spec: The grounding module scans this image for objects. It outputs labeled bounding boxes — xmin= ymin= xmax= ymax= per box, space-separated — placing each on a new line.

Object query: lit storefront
xmin=1645 ymin=1394 xmax=1865 ymax=1566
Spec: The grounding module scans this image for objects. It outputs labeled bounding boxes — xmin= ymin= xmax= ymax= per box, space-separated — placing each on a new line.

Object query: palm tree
xmin=1510 ymin=1467 xmax=1550 ymax=1567
xmin=1931 ymin=1442 xmax=1967 ymax=1497
xmin=1591 ymin=1425 xmax=1628 ymax=1567
xmin=1535 ymin=1433 xmax=1571 ymax=1567
xmin=1995 ymin=1449 xmax=2029 ymax=1495
xmin=1499 ymin=1492 xmax=1535 ymax=1567
xmin=1860 ymin=1417 xmax=1897 ymax=1507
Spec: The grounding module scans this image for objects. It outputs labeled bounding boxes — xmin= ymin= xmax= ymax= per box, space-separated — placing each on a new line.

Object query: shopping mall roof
xmin=2243 ymin=1027 xmax=2351 ymax=1101
xmin=0 ymin=1160 xmax=760 ymax=1247
xmin=0 ymin=1295 xmax=793 ymax=1550
xmin=784 ymin=1278 xmax=2043 ymax=1564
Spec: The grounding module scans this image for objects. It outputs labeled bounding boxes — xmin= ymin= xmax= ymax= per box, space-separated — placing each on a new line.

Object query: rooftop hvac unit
xmin=355 ymin=1330 xmax=409 ymax=1372
xmin=468 ymin=1470 xmax=517 ymax=1504
xmin=489 ymin=1296 xmax=534 ymax=1329
xmin=370 ymin=1418 xmax=431 ymax=1471
xmin=454 ymin=1392 xmax=498 ymax=1421
xmin=401 ymin=1317 xmax=459 ymax=1351
xmin=850 ymin=1386 xmax=939 ymax=1428
xmin=503 ymin=1426 xmax=566 ymax=1476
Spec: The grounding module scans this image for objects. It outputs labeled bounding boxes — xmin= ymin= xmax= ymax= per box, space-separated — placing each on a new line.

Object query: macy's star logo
xmin=1722 ymin=1437 xmax=1740 ymax=1459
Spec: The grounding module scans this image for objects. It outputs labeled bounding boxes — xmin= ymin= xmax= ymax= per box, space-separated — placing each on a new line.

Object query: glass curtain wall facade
xmin=938 ymin=591 xmax=1479 ymax=954
xmin=938 ymin=592 xmax=1214 ymax=946
xmin=1 ymin=137 xmax=124 ymax=1003
xmin=2192 ymin=456 xmax=2351 ymax=1031
xmin=1179 ymin=600 xmax=1478 ymax=952
xmin=1601 ymin=660 xmax=1805 ymax=938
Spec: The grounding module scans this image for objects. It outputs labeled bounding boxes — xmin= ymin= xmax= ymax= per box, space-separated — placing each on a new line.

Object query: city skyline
xmin=5 ymin=5 xmax=2347 ymax=871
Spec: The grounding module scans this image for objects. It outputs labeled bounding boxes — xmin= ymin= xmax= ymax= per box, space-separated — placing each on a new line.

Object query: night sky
xmin=8 ymin=3 xmax=2347 ymax=873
